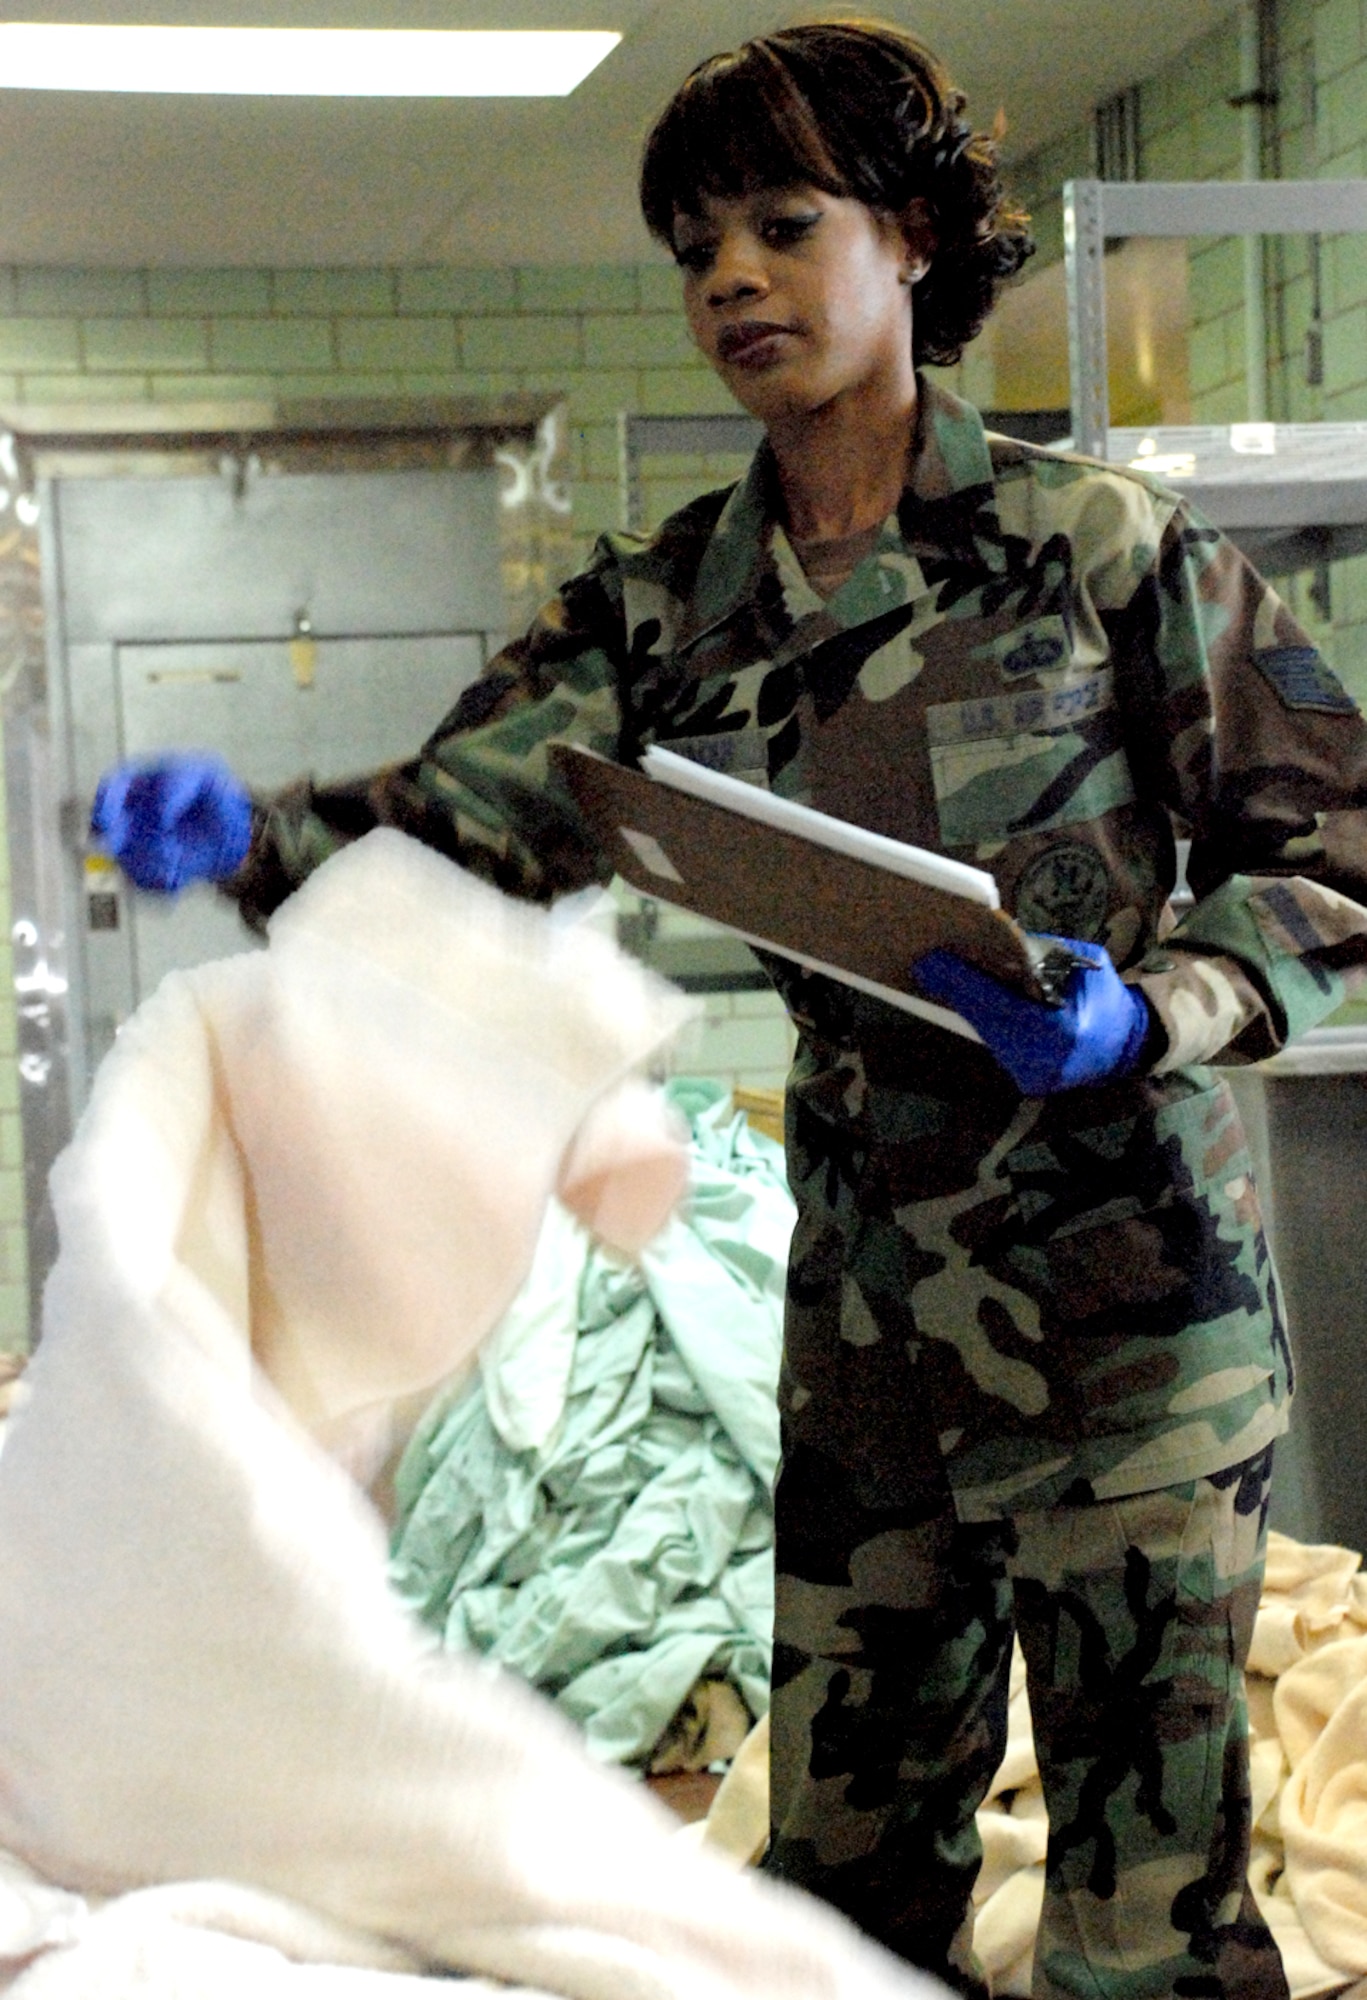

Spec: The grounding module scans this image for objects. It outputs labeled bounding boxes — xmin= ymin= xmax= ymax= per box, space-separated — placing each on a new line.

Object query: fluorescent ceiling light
xmin=0 ymin=24 xmax=622 ymax=96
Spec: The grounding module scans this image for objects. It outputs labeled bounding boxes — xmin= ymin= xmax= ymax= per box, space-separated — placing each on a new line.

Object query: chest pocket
xmin=927 ymin=669 xmax=1136 ymax=850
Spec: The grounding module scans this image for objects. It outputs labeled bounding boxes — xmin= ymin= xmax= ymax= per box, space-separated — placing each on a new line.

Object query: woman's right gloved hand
xmin=90 ymin=753 xmax=253 ymax=895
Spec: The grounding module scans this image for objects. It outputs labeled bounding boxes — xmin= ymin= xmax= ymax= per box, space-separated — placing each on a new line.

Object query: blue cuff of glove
xmin=914 ymin=940 xmax=1153 ymax=1095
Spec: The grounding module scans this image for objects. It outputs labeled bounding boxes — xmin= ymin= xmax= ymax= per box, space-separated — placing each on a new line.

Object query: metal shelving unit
xmin=1107 ymin=421 xmax=1367 ymax=572
xmin=1065 ymin=177 xmax=1367 ymax=569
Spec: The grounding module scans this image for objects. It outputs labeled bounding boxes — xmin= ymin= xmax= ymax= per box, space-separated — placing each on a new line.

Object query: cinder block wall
xmin=0 ymin=260 xmax=747 ymax=563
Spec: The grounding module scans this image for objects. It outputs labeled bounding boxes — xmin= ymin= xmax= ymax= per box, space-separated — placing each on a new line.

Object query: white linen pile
xmin=0 ymin=830 xmax=941 ymax=2000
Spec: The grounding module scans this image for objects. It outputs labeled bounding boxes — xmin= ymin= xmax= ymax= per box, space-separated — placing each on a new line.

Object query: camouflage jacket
xmin=232 ymin=378 xmax=1367 ymax=1514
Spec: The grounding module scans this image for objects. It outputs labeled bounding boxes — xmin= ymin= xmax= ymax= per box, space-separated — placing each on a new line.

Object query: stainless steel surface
xmin=1251 ymin=1025 xmax=1367 ymax=1074
xmin=115 ymin=631 xmax=487 ymax=1009
xmin=1107 ymin=421 xmax=1367 ymax=568
xmin=1092 ymin=178 xmax=1367 ymax=238
xmin=1065 ymin=177 xmax=1110 ymax=459
xmin=1108 ymin=421 xmax=1367 ymax=514
xmin=1065 ymin=178 xmax=1367 ymax=459
xmin=1229 ymin=1065 xmax=1367 ymax=1555
xmin=0 ymin=403 xmax=572 ymax=1347
xmin=54 ymin=465 xmax=503 ymax=644
xmin=1237 ymin=3 xmax=1272 ymax=424
xmin=1066 ymin=177 xmax=1367 ymax=572
xmin=4 ymin=662 xmax=69 ymax=1342
xmin=624 ymin=414 xmax=765 ymax=459
xmin=619 ymin=411 xmax=763 ymax=536
xmin=36 ymin=457 xmax=505 ymax=1333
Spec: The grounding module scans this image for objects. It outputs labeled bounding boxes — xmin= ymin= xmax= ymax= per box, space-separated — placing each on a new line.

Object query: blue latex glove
xmin=914 ymin=937 xmax=1153 ymax=1094
xmin=90 ymin=754 xmax=253 ymax=895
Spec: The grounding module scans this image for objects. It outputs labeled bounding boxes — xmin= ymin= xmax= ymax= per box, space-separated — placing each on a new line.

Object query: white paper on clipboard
xmin=639 ymin=749 xmax=988 ymax=1042
xmin=549 ymin=742 xmax=1043 ymax=1044
xmin=643 ymin=747 xmax=1000 ymax=906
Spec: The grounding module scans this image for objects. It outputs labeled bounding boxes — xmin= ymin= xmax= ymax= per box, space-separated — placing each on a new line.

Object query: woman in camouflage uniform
xmin=94 ymin=20 xmax=1367 ymax=2000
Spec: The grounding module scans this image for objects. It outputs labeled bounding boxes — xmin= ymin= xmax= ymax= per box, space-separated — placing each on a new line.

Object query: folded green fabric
xmin=388 ymin=1080 xmax=792 ymax=1765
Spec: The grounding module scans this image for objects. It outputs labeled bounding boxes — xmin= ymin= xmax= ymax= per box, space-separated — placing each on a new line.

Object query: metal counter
xmin=1230 ymin=1029 xmax=1367 ymax=1555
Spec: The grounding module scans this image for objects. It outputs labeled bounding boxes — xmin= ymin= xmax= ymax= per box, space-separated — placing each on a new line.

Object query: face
xmin=672 ymin=185 xmax=928 ymax=424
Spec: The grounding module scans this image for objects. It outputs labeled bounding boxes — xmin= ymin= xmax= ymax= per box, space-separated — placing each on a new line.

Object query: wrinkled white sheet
xmin=0 ymin=832 xmax=942 ymax=2000
xmin=192 ymin=831 xmax=694 ymax=1435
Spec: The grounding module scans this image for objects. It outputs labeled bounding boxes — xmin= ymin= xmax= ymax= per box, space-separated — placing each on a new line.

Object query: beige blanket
xmin=0 ymin=832 xmax=941 ymax=2000
xmin=701 ymin=1530 xmax=1367 ymax=1999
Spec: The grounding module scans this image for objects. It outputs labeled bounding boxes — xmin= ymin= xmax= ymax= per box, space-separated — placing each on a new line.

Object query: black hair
xmin=639 ymin=17 xmax=1033 ymax=366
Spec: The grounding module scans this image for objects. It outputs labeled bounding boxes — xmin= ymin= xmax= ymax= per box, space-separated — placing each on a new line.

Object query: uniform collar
xmin=676 ymin=376 xmax=1001 ymax=653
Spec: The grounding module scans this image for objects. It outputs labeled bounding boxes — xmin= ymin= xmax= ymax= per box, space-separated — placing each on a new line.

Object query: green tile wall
xmin=0 ymin=258 xmax=770 ymax=559
xmin=1003 ymin=1 xmax=1367 ymax=701
xmin=0 ymin=247 xmax=1040 ymax=574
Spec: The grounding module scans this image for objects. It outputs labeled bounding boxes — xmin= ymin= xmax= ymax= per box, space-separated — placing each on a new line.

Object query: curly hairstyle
xmin=638 ymin=18 xmax=1033 ymax=368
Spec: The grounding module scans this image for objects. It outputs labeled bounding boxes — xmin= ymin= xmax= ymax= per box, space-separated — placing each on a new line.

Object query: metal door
xmin=43 ymin=460 xmax=504 ymax=1102
xmin=111 ymin=631 xmax=487 ymax=1006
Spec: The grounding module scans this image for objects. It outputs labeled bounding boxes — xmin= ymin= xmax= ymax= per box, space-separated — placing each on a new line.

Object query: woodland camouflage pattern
xmin=233 ymin=376 xmax=1367 ymax=1521
xmin=763 ymin=1441 xmax=1281 ymax=1999
xmin=230 ymin=378 xmax=1367 ymax=1993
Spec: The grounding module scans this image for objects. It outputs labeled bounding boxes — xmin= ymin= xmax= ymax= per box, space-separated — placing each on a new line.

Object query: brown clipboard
xmin=549 ymin=742 xmax=1051 ymax=1029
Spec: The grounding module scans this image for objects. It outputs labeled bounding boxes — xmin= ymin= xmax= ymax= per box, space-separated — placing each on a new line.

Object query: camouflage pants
xmin=762 ymin=1442 xmax=1287 ymax=2000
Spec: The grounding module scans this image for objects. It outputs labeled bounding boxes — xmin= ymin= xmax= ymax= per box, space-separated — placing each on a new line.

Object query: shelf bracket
xmin=1064 ymin=178 xmax=1109 ymax=459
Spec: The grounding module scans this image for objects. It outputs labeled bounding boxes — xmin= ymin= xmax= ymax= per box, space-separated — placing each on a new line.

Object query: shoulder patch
xmin=1253 ymin=645 xmax=1357 ymax=715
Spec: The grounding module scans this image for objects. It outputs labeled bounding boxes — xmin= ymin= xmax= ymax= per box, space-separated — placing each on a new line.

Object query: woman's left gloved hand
xmin=914 ymin=937 xmax=1154 ymax=1094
